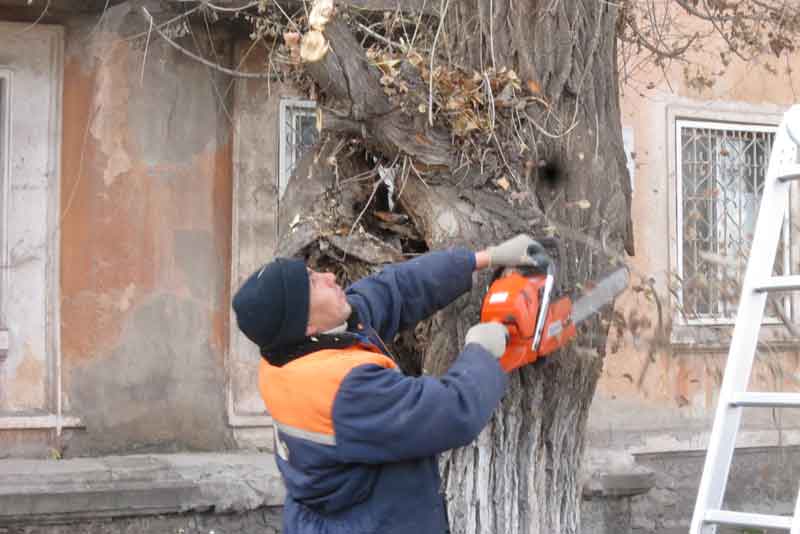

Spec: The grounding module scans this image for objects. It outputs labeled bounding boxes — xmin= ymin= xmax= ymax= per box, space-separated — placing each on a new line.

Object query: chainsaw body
xmin=480 ymin=271 xmax=577 ymax=372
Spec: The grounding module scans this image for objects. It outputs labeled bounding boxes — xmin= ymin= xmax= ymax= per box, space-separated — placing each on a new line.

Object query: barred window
xmin=278 ymin=99 xmax=318 ymax=198
xmin=677 ymin=120 xmax=789 ymax=322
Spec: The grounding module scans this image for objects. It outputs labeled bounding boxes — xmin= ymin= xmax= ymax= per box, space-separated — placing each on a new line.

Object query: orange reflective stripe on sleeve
xmin=258 ymin=348 xmax=397 ymax=439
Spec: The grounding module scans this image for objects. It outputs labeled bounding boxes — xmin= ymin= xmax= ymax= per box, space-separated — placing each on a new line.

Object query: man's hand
xmin=486 ymin=234 xmax=552 ymax=269
xmin=464 ymin=322 xmax=508 ymax=359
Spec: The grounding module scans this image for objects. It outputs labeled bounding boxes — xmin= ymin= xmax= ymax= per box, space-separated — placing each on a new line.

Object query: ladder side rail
xmin=690 ymin=105 xmax=800 ymax=534
xmin=791 ymin=484 xmax=800 ymax=534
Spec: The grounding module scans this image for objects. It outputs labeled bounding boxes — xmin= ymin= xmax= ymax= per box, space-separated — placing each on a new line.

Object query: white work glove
xmin=464 ymin=323 xmax=508 ymax=359
xmin=487 ymin=234 xmax=552 ymax=270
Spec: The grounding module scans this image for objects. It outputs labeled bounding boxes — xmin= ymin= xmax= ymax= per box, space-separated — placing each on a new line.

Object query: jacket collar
xmin=261 ymin=309 xmax=369 ymax=367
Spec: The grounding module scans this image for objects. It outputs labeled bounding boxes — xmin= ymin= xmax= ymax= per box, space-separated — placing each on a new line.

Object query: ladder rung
xmin=730 ymin=392 xmax=800 ymax=408
xmin=754 ymin=275 xmax=800 ymax=292
xmin=778 ymin=164 xmax=800 ymax=182
xmin=705 ymin=509 xmax=793 ymax=530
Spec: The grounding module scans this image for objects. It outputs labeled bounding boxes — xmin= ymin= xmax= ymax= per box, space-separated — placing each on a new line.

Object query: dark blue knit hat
xmin=232 ymin=258 xmax=310 ymax=356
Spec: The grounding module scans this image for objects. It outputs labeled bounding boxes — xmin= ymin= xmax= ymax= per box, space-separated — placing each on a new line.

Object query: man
xmin=232 ymin=234 xmax=546 ymax=534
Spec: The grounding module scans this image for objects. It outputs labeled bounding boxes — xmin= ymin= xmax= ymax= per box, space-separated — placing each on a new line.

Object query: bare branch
xmin=140 ymin=7 xmax=279 ymax=79
xmin=623 ymin=8 xmax=698 ymax=59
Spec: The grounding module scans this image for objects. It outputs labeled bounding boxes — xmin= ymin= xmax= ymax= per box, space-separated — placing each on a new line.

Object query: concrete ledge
xmin=0 ymin=453 xmax=285 ymax=525
xmin=583 ymin=471 xmax=655 ymax=498
xmin=582 ymin=450 xmax=655 ymax=499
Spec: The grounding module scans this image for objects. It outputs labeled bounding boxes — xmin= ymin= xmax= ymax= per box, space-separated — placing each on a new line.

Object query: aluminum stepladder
xmin=690 ymin=104 xmax=800 ymax=534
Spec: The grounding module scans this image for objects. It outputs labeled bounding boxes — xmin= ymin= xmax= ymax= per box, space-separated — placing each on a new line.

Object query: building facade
xmin=1 ymin=2 xmax=799 ymax=532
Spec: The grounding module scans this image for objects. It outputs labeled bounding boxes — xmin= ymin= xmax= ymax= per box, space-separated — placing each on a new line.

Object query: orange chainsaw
xmin=480 ymin=262 xmax=629 ymax=372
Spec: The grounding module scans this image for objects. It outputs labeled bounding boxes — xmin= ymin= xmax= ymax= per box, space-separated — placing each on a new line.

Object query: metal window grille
xmin=278 ymin=99 xmax=318 ymax=198
xmin=677 ymin=119 xmax=790 ymax=322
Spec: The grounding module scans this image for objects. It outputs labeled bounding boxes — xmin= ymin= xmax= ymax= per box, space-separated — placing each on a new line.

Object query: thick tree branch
xmin=303 ymin=5 xmax=454 ymax=166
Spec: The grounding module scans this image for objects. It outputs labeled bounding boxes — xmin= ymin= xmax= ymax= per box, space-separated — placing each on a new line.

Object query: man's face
xmin=305 ymin=269 xmax=352 ymax=335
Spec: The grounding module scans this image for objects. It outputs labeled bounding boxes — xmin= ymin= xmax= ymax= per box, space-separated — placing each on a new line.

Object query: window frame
xmin=0 ymin=25 xmax=77 ymax=432
xmin=674 ymin=117 xmax=792 ymax=326
xmin=0 ymin=69 xmax=10 ymax=346
xmin=278 ymin=98 xmax=317 ymax=198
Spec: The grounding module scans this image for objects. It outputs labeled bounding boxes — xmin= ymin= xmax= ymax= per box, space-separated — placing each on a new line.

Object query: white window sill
xmin=670 ymin=322 xmax=798 ymax=352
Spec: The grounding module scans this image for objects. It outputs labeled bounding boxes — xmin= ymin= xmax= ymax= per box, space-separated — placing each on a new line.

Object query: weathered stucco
xmin=55 ymin=6 xmax=234 ymax=455
xmin=0 ymin=3 xmax=799 ymax=531
xmin=592 ymin=36 xmax=800 ymax=454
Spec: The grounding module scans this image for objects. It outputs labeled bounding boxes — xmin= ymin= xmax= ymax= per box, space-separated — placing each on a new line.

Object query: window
xmin=278 ymin=99 xmax=318 ymax=197
xmin=676 ymin=120 xmax=789 ymax=322
xmin=0 ymin=25 xmax=73 ymax=432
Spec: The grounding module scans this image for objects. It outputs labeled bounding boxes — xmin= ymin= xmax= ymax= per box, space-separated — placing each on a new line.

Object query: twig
xmin=624 ymin=8 xmax=698 ymax=59
xmin=341 ymin=178 xmax=383 ymax=260
xmin=140 ymin=11 xmax=153 ymax=86
xmin=489 ymin=0 xmax=496 ymax=70
xmin=523 ymin=110 xmax=579 ymax=139
xmin=88 ymin=0 xmax=111 ymax=38
xmin=195 ymin=9 xmax=235 ymax=124
xmin=140 ymin=7 xmax=278 ymax=79
xmin=271 ymin=0 xmax=301 ymax=33
xmin=205 ymin=1 xmax=260 ymax=12
xmin=492 ymin=133 xmax=520 ymax=185
xmin=356 ymin=22 xmax=404 ymax=50
xmin=10 ymin=0 xmax=50 ymax=37
xmin=483 ymin=72 xmax=495 ymax=134
xmin=428 ymin=0 xmax=452 ymax=126
xmin=409 ymin=0 xmax=428 ymax=50
xmin=125 ymin=4 xmax=204 ymax=42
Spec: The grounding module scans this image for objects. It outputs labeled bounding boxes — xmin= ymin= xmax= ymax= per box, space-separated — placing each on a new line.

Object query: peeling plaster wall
xmin=53 ymin=5 xmax=234 ymax=456
xmin=593 ymin=37 xmax=800 ymax=454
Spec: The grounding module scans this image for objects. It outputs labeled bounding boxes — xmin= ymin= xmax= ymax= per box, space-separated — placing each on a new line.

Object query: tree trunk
xmin=278 ymin=1 xmax=633 ymax=532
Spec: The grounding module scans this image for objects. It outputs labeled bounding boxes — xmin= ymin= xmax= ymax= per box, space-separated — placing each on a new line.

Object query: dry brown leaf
xmin=494 ymin=83 xmax=515 ymax=107
xmin=453 ymin=115 xmax=480 ymax=135
xmin=496 ymin=176 xmax=511 ymax=190
xmin=446 ymin=95 xmax=467 ymax=110
xmin=526 ymin=79 xmax=541 ymax=94
xmin=505 ymin=69 xmax=521 ymax=85
xmin=407 ymin=51 xmax=424 ymax=67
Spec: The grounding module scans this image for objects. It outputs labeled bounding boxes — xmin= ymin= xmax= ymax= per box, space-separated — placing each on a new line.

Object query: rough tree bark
xmin=277 ymin=1 xmax=633 ymax=533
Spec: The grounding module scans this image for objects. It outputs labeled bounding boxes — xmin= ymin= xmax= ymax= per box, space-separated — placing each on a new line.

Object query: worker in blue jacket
xmin=232 ymin=234 xmax=545 ymax=534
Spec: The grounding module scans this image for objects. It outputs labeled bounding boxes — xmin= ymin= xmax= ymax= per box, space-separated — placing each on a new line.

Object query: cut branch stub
xmin=309 ymin=0 xmax=335 ymax=30
xmin=317 ymin=108 xmax=363 ymax=137
xmin=300 ymin=30 xmax=330 ymax=63
xmin=302 ymin=6 xmax=454 ymax=167
xmin=306 ymin=17 xmax=392 ymax=119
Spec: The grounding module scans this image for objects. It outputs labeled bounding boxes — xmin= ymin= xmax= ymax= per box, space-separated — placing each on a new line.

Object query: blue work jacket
xmin=258 ymin=247 xmax=509 ymax=534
